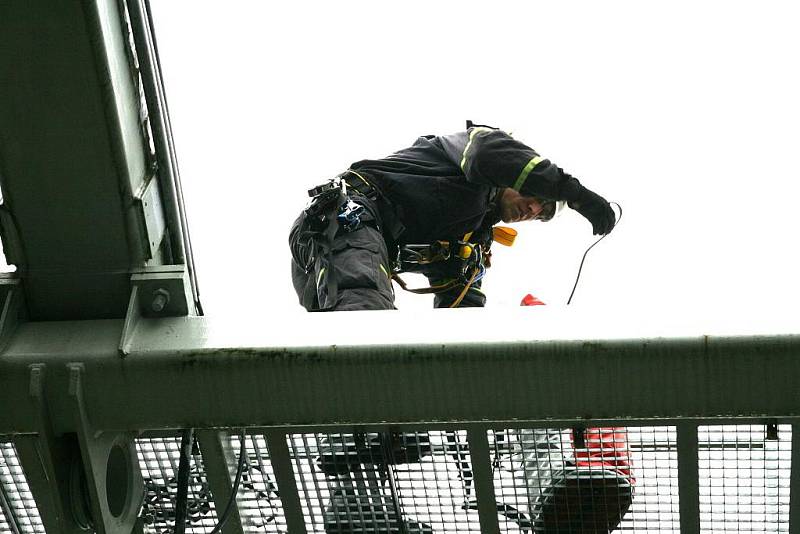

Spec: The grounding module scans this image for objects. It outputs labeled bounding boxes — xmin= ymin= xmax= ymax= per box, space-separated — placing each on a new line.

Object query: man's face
xmin=498 ymin=188 xmax=548 ymax=223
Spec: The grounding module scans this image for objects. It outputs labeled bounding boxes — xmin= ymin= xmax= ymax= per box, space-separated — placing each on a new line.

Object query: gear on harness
xmin=306 ymin=178 xmax=367 ymax=235
xmin=391 ymin=225 xmax=518 ymax=305
xmin=392 ymin=241 xmax=486 ymax=293
xmin=395 ymin=240 xmax=477 ymax=269
xmin=290 ymin=179 xmax=345 ymax=273
xmin=291 ymin=177 xmax=377 ymax=311
xmin=337 ymin=198 xmax=365 ymax=233
xmin=293 ymin=178 xmax=371 ymax=270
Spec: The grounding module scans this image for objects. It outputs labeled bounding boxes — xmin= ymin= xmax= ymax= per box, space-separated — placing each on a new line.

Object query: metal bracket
xmin=766 ymin=420 xmax=779 ymax=441
xmin=119 ymin=265 xmax=193 ymax=356
xmin=572 ymin=427 xmax=587 ymax=449
xmin=14 ymin=364 xmax=103 ymax=534
xmin=138 ymin=177 xmax=166 ymax=260
xmin=66 ymin=363 xmax=144 ymax=534
xmin=0 ymin=275 xmax=26 ymax=353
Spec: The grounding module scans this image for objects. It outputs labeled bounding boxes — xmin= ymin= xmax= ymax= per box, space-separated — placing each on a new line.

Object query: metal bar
xmin=676 ymin=422 xmax=700 ymax=534
xmin=126 ymin=0 xmax=202 ymax=314
xmin=173 ymin=428 xmax=193 ymax=534
xmin=4 ymin=319 xmax=800 ymax=434
xmin=264 ymin=430 xmax=307 ymax=534
xmin=82 ymin=0 xmax=152 ymax=268
xmin=466 ymin=426 xmax=500 ymax=534
xmin=134 ymin=417 xmax=800 ymax=437
xmin=194 ymin=430 xmax=245 ymax=534
xmin=4 ymin=319 xmax=800 ymax=433
xmin=790 ymin=423 xmax=800 ymax=534
xmin=125 ymin=0 xmax=185 ymax=266
xmin=143 ymin=0 xmax=203 ymax=313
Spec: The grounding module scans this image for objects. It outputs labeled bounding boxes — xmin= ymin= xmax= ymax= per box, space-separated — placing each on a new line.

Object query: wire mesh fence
xmin=489 ymin=426 xmax=678 ymax=533
xmin=136 ymin=436 xmax=219 ymax=534
xmin=0 ymin=424 xmax=794 ymax=533
xmin=0 ymin=442 xmax=45 ymax=534
xmin=228 ymin=433 xmax=287 ymax=532
xmin=134 ymin=426 xmax=794 ymax=534
xmin=698 ymin=424 xmax=791 ymax=533
xmin=288 ymin=431 xmax=483 ymax=533
xmin=0 ymin=507 xmax=9 ymax=534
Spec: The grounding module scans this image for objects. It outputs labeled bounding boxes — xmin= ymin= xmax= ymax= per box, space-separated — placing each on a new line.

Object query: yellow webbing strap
xmin=492 ymin=226 xmax=517 ymax=247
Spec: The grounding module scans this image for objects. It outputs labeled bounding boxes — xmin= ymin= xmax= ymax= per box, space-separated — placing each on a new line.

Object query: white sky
xmin=149 ymin=1 xmax=800 ymax=332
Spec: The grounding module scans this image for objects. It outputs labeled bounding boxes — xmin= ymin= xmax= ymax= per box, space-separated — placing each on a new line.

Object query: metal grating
xmin=229 ymin=433 xmax=287 ymax=532
xmin=136 ymin=436 xmax=219 ymax=533
xmin=288 ymin=431 xmax=483 ymax=533
xmin=0 ymin=426 xmax=793 ymax=533
xmin=698 ymin=424 xmax=791 ymax=533
xmin=389 ymin=430 xmax=481 ymax=532
xmin=618 ymin=427 xmax=679 ymax=532
xmin=0 ymin=506 xmax=9 ymax=534
xmin=490 ymin=426 xmax=679 ymax=533
xmin=0 ymin=442 xmax=45 ymax=534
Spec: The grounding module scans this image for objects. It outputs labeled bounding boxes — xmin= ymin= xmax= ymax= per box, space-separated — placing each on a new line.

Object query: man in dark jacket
xmin=289 ymin=125 xmax=627 ymax=533
xmin=290 ymin=124 xmax=615 ymax=312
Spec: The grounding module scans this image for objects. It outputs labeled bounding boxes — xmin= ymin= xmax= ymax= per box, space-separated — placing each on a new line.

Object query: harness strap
xmin=315 ymin=188 xmax=346 ymax=310
xmin=391 ymin=273 xmax=461 ymax=294
xmin=391 ymin=265 xmax=481 ymax=308
xmin=448 ymin=266 xmax=481 ymax=308
xmin=342 ymin=169 xmax=378 ymax=198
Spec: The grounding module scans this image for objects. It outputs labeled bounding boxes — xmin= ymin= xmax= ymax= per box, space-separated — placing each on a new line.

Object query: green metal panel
xmin=0 ymin=0 xmax=156 ymax=320
xmin=1 ymin=317 xmax=799 ymax=434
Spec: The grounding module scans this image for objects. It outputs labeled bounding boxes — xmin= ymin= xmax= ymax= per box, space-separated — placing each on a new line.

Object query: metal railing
xmin=1 ymin=314 xmax=799 ymax=533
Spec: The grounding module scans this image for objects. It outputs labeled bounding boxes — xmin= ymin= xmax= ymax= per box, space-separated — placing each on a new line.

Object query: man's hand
xmin=569 ymin=189 xmax=616 ymax=235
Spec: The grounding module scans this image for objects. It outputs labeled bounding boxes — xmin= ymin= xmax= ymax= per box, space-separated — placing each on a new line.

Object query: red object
xmin=573 ymin=427 xmax=635 ymax=483
xmin=518 ymin=294 xmax=634 ymax=484
xmin=520 ymin=294 xmax=546 ymax=306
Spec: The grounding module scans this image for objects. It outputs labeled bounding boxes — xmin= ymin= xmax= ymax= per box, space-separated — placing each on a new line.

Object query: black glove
xmin=568 ymin=188 xmax=616 ymax=235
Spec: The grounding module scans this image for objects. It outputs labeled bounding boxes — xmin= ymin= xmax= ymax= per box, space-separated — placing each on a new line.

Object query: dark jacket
xmin=349 ymin=127 xmax=588 ymax=245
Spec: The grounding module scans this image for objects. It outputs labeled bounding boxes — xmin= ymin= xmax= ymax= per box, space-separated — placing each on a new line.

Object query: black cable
xmin=174 ymin=428 xmax=194 ymax=534
xmin=566 ymin=202 xmax=622 ymax=305
xmin=209 ymin=429 xmax=247 ymax=534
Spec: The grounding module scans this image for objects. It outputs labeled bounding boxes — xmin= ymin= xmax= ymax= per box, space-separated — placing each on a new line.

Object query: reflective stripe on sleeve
xmin=512 ymin=155 xmax=544 ymax=191
xmin=460 ymin=127 xmax=492 ymax=171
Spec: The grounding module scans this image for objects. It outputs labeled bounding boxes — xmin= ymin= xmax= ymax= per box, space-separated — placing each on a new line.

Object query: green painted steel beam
xmin=1 ymin=316 xmax=799 ymax=435
xmin=0 ymin=0 xmax=176 ymax=321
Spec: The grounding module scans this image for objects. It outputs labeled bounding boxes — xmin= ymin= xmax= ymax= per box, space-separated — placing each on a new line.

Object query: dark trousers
xmin=290 ymin=194 xmax=395 ymax=312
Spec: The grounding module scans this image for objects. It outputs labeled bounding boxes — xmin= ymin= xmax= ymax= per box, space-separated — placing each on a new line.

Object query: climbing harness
xmin=392 ymin=226 xmax=517 ymax=308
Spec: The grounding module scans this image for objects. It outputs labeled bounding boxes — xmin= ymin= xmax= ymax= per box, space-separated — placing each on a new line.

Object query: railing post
xmin=790 ymin=423 xmax=800 ymax=534
xmin=194 ymin=430 xmax=245 ymax=533
xmin=265 ymin=430 xmax=307 ymax=534
xmin=466 ymin=426 xmax=500 ymax=534
xmin=677 ymin=422 xmax=700 ymax=534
